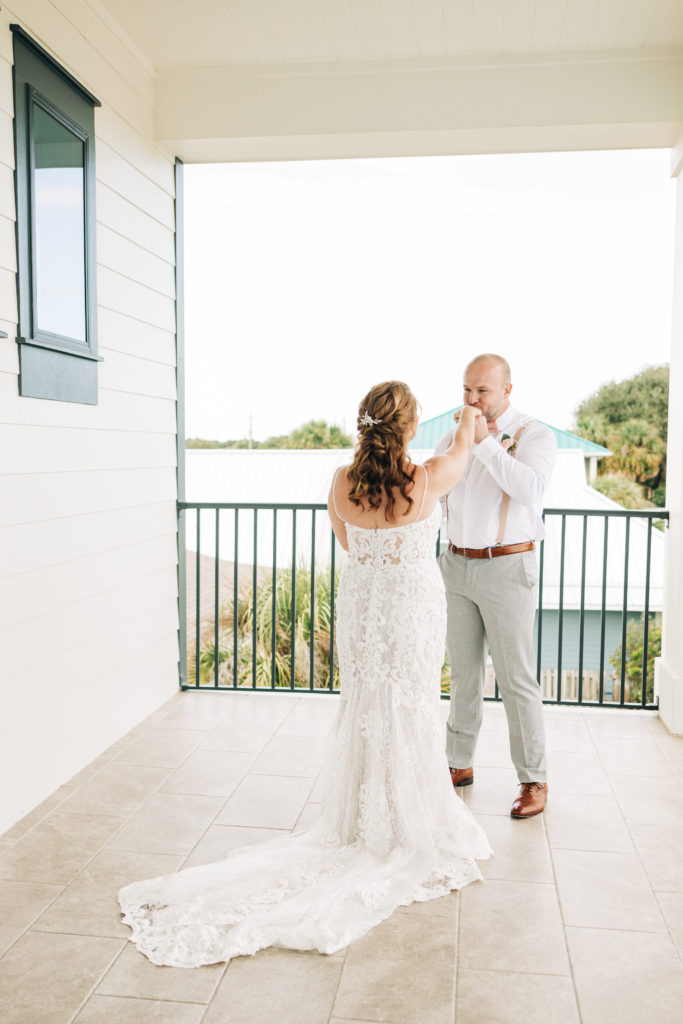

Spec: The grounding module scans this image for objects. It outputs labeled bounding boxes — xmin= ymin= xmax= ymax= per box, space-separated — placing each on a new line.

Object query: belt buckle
xmin=486 ymin=547 xmax=493 ymax=559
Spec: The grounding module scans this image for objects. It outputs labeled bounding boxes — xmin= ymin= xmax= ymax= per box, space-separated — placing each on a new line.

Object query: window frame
xmin=11 ymin=24 xmax=102 ymax=404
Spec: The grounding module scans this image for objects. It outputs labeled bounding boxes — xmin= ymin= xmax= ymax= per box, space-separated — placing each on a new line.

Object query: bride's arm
xmin=327 ymin=485 xmax=349 ymax=552
xmin=423 ymin=407 xmax=479 ymax=496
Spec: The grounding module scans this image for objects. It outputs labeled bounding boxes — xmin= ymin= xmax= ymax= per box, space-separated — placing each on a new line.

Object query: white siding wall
xmin=0 ymin=2 xmax=179 ymax=833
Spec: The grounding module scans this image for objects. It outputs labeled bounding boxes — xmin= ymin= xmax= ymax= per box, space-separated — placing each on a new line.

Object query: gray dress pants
xmin=439 ymin=548 xmax=547 ymax=783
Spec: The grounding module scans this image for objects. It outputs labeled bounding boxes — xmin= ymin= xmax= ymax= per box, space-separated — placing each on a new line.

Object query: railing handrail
xmin=179 ymin=501 xmax=669 ymax=519
xmin=179 ymin=501 xmax=327 ymax=511
xmin=544 ymin=507 xmax=668 ymax=519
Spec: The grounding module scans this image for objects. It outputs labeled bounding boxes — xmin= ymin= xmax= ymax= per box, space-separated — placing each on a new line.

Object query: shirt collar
xmin=493 ymin=404 xmax=516 ymax=434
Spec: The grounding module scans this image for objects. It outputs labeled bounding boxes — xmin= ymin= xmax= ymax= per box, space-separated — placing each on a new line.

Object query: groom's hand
xmin=473 ymin=413 xmax=490 ymax=445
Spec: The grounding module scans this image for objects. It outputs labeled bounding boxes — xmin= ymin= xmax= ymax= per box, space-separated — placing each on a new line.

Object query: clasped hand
xmin=453 ymin=406 xmax=487 ymax=444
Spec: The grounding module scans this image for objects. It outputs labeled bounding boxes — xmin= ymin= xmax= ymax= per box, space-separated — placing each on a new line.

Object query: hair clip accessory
xmin=359 ymin=411 xmax=382 ymax=427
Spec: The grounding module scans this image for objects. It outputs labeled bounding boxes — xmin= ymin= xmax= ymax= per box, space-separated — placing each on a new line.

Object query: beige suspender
xmin=495 ymin=420 xmax=534 ymax=544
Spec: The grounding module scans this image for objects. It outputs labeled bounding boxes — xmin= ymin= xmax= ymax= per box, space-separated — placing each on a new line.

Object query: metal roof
xmin=412 ymin=409 xmax=611 ymax=456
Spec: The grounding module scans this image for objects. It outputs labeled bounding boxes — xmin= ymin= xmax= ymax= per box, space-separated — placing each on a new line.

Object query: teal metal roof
xmin=411 ymin=408 xmax=611 ymax=456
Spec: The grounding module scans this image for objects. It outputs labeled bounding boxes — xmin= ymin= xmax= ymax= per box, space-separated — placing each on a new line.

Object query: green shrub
xmin=609 ymin=614 xmax=661 ymax=704
xmin=190 ymin=565 xmax=340 ymax=690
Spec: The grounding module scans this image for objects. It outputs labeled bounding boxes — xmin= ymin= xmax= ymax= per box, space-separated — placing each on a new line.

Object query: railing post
xmin=310 ymin=510 xmax=316 ymax=691
xmin=642 ymin=518 xmax=653 ymax=707
xmin=578 ymin=515 xmax=587 ymax=704
xmin=619 ymin=517 xmax=631 ymax=705
xmin=195 ymin=510 xmax=201 ymax=689
xmin=252 ymin=508 xmax=258 ymax=689
xmin=233 ymin=508 xmax=239 ymax=689
xmin=214 ymin=508 xmax=220 ymax=688
xmin=178 ymin=506 xmax=187 ymax=686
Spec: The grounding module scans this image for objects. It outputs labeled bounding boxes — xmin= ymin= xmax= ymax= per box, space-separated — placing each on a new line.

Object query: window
xmin=12 ymin=25 xmax=101 ymax=404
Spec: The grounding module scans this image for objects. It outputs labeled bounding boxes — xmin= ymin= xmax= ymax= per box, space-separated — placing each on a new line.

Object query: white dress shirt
xmin=435 ymin=404 xmax=557 ymax=548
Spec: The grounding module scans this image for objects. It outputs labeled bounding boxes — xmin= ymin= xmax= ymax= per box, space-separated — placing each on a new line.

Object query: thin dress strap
xmin=413 ymin=465 xmax=429 ymax=523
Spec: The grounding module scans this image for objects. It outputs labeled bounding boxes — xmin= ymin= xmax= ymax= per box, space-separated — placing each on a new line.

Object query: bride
xmin=118 ymin=381 xmax=491 ymax=968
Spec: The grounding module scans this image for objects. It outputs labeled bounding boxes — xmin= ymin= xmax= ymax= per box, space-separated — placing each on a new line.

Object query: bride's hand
xmin=455 ymin=406 xmax=482 ymax=424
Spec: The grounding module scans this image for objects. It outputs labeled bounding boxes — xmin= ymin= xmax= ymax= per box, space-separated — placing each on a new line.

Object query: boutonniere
xmin=500 ymin=433 xmax=518 ymax=455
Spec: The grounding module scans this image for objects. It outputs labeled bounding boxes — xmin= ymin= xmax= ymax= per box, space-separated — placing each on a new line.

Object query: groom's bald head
xmin=465 ymin=353 xmax=511 ymax=384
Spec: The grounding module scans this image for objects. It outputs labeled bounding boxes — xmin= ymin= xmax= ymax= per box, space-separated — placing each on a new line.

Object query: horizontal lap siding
xmin=0 ymin=2 xmax=180 ymax=833
xmin=0 ymin=534 xmax=178 ymax=629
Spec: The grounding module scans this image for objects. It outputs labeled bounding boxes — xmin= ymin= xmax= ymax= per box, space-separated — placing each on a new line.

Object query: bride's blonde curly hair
xmin=347 ymin=381 xmax=419 ymax=523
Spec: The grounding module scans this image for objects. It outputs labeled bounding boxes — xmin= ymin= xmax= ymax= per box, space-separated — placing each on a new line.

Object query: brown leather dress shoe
xmin=449 ymin=766 xmax=474 ymax=788
xmin=511 ymin=782 xmax=548 ymax=818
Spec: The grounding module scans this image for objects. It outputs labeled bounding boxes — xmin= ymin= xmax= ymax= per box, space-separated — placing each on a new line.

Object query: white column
xmin=656 ymin=141 xmax=683 ymax=734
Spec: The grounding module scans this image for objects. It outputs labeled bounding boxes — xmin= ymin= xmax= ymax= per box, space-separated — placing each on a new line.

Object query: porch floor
xmin=1 ymin=692 xmax=683 ymax=1024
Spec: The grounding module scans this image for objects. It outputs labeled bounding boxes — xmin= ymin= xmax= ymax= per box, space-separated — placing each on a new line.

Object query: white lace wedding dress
xmin=118 ymin=499 xmax=492 ymax=967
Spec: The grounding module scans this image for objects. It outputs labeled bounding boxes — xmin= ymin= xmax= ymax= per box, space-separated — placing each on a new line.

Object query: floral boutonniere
xmin=500 ymin=433 xmax=518 ymax=455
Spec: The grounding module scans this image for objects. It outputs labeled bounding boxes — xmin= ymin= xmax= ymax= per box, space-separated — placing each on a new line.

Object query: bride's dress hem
xmin=118 ymin=823 xmax=491 ymax=969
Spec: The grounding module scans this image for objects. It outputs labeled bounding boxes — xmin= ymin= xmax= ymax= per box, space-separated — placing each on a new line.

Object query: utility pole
xmin=248 ymin=412 xmax=253 ymax=450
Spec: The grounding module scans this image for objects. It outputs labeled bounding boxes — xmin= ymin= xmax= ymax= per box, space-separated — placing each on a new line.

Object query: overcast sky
xmin=184 ymin=149 xmax=675 ymax=442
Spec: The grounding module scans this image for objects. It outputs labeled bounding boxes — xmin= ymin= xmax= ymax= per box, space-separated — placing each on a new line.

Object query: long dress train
xmin=118 ymin=501 xmax=492 ymax=967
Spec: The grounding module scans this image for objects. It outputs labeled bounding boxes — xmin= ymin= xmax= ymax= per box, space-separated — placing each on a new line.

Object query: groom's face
xmin=462 ymin=362 xmax=511 ymax=421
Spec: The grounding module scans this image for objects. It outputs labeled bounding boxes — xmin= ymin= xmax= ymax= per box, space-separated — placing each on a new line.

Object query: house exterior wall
xmin=0 ymin=2 xmax=179 ymax=833
xmin=534 ymin=610 xmax=641 ymax=675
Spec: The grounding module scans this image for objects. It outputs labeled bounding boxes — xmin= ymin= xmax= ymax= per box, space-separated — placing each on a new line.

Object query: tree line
xmin=187 ymin=419 xmax=352 ymax=450
xmin=574 ymin=364 xmax=668 ymax=509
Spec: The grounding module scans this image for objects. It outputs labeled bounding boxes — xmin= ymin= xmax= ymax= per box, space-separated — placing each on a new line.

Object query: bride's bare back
xmin=331 ymin=463 xmax=433 ymax=531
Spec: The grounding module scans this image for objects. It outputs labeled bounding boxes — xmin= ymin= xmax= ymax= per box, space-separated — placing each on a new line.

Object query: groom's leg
xmin=475 ymin=553 xmax=547 ymax=783
xmin=440 ymin=552 xmax=487 ymax=768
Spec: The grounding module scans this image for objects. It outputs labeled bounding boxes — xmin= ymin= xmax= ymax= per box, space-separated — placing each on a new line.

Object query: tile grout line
xmin=79 ymin=991 xmax=211 ymax=1006
xmin=647 ymin=721 xmax=683 ymax=789
xmin=327 ymin=944 xmax=351 ymax=1023
xmin=65 ymin=937 xmax=128 ymax=1024
xmin=452 ymin=884 xmax=461 ymax=1024
xmin=544 ymin=712 xmax=586 ymax=1024
xmin=0 ymin=880 xmax=68 ymax=963
xmin=195 ymin=930 xmax=233 ymax=1024
xmin=587 ymin=710 xmax=681 ymax=959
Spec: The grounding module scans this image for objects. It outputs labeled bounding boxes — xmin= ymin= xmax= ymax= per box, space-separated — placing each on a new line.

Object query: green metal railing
xmin=178 ymin=502 xmax=667 ymax=709
xmin=535 ymin=508 xmax=666 ymax=709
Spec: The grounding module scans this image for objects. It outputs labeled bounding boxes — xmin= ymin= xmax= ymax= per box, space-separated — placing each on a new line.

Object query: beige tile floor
xmin=2 ymin=691 xmax=683 ymax=1024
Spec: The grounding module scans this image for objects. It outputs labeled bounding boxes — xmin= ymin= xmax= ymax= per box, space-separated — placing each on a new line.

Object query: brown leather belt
xmin=448 ymin=541 xmax=535 ymax=559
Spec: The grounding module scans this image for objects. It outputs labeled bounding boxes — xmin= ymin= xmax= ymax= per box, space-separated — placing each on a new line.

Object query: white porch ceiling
xmin=93 ymin=0 xmax=683 ymax=162
xmin=99 ymin=0 xmax=683 ymax=69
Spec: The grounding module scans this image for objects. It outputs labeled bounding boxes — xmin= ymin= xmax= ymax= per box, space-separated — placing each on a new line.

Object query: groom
xmin=435 ymin=354 xmax=556 ymax=818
